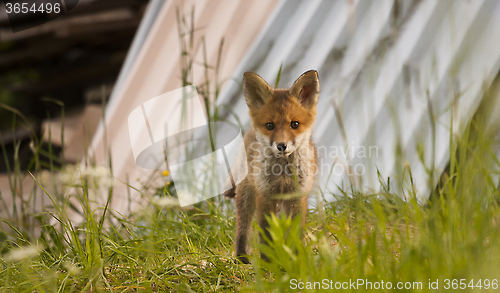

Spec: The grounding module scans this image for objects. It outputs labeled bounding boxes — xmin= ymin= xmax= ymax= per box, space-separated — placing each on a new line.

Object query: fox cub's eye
xmin=290 ymin=121 xmax=299 ymax=129
xmin=266 ymin=122 xmax=274 ymax=130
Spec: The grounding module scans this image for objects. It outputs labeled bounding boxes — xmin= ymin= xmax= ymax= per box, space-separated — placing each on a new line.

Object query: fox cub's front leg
xmin=234 ymin=179 xmax=255 ymax=264
xmin=256 ymin=194 xmax=278 ymax=262
xmin=283 ymin=196 xmax=308 ymax=228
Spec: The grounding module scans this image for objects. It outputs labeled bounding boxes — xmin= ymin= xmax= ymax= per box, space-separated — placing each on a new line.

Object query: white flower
xmin=4 ymin=244 xmax=43 ymax=262
xmin=83 ymin=165 xmax=109 ymax=178
xmin=152 ymin=196 xmax=180 ymax=208
xmin=59 ymin=165 xmax=80 ymax=186
xmin=59 ymin=165 xmax=114 ymax=189
xmin=63 ymin=261 xmax=82 ymax=275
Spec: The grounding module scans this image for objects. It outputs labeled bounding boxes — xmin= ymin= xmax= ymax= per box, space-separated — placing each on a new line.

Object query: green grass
xmin=1 ymin=69 xmax=500 ymax=291
xmin=1 ymin=97 xmax=500 ymax=292
xmin=1 ymin=72 xmax=500 ymax=291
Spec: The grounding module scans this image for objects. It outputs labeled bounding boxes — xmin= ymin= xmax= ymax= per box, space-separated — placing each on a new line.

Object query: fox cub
xmin=224 ymin=70 xmax=319 ymax=264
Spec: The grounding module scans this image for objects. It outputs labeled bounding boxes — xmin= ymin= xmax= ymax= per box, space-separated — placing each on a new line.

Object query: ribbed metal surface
xmin=216 ymin=0 xmax=500 ymax=202
xmin=88 ymin=0 xmax=281 ymax=212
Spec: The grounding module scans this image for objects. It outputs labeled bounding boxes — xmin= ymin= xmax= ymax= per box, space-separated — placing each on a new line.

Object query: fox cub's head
xmin=243 ymin=70 xmax=319 ymax=157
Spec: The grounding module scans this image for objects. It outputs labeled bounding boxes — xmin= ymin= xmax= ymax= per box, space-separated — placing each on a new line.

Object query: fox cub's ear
xmin=243 ymin=72 xmax=273 ymax=110
xmin=290 ymin=70 xmax=320 ymax=108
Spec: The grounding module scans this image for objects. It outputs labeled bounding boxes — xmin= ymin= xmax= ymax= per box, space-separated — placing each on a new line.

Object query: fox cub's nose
xmin=277 ymin=143 xmax=287 ymax=152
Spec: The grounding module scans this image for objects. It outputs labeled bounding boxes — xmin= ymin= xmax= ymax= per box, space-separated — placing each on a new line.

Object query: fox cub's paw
xmin=234 ymin=255 xmax=250 ymax=264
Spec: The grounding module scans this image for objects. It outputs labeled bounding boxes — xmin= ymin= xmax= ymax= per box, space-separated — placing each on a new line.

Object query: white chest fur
xmin=251 ymin=143 xmax=316 ymax=197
